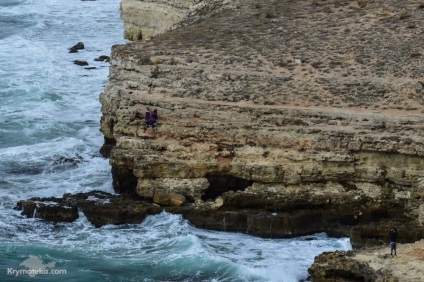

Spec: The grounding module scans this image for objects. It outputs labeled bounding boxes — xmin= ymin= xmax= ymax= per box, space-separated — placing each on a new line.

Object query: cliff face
xmin=120 ymin=0 xmax=240 ymax=40
xmin=308 ymin=240 xmax=424 ymax=282
xmin=100 ymin=0 xmax=424 ymax=247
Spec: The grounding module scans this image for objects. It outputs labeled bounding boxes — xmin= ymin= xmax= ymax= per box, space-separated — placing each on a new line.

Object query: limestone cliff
xmin=120 ymin=0 xmax=240 ymax=40
xmin=100 ymin=0 xmax=424 ymax=247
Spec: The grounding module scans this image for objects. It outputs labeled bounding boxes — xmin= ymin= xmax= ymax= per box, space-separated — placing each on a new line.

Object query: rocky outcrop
xmin=15 ymin=191 xmax=162 ymax=227
xmin=68 ymin=42 xmax=84 ymax=53
xmin=99 ymin=0 xmax=424 ymax=247
xmin=120 ymin=0 xmax=240 ymax=40
xmin=308 ymin=240 xmax=424 ymax=281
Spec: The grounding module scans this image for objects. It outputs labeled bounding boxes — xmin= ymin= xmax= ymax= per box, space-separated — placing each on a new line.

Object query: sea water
xmin=0 ymin=0 xmax=351 ymax=281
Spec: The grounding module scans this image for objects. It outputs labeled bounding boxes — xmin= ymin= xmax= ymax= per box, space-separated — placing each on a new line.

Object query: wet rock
xmin=16 ymin=198 xmax=78 ymax=222
xmin=52 ymin=156 xmax=83 ymax=166
xmin=15 ymin=200 xmax=37 ymax=218
xmin=68 ymin=42 xmax=84 ymax=53
xmin=15 ymin=191 xmax=163 ymax=227
xmin=35 ymin=203 xmax=79 ymax=223
xmin=94 ymin=55 xmax=110 ymax=62
xmin=73 ymin=60 xmax=89 ymax=66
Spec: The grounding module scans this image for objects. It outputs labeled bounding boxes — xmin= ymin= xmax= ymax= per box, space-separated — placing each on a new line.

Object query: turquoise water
xmin=0 ymin=0 xmax=351 ymax=281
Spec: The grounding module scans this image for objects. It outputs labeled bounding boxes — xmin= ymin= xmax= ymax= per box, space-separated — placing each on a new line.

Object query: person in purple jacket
xmin=145 ymin=107 xmax=158 ymax=129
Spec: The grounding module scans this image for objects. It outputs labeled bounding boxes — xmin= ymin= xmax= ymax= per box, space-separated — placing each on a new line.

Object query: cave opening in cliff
xmin=111 ymin=167 xmax=139 ymax=198
xmin=202 ymin=174 xmax=253 ymax=201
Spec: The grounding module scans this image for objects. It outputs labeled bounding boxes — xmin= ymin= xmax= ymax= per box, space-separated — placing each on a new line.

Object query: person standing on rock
xmin=389 ymin=227 xmax=398 ymax=256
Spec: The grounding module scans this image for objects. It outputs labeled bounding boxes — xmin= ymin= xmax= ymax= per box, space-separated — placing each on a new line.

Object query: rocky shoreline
xmin=16 ymin=0 xmax=424 ymax=280
xmin=15 ymin=190 xmax=162 ymax=227
xmin=309 ymin=240 xmax=424 ymax=281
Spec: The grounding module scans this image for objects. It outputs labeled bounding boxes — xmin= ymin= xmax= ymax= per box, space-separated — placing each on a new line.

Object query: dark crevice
xmin=99 ymin=136 xmax=116 ymax=158
xmin=202 ymin=174 xmax=253 ymax=201
xmin=111 ymin=167 xmax=140 ymax=199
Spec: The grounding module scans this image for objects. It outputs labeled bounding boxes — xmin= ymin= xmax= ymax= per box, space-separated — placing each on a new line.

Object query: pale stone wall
xmin=120 ymin=0 xmax=240 ymax=40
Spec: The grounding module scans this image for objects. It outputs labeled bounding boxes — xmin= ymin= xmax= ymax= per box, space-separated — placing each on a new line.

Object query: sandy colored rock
xmin=137 ymin=177 xmax=209 ymax=202
xmin=120 ymin=0 xmax=240 ymax=40
xmin=309 ymin=240 xmax=424 ymax=282
xmin=153 ymin=189 xmax=187 ymax=206
xmin=100 ymin=0 xmax=424 ymax=246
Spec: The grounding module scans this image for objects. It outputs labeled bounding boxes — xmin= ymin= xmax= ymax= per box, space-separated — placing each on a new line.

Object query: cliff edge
xmin=121 ymin=0 xmax=240 ymax=40
xmin=100 ymin=0 xmax=424 ymax=244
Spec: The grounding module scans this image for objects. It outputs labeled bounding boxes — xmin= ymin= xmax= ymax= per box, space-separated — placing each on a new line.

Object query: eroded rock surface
xmin=121 ymin=0 xmax=240 ymax=40
xmin=309 ymin=240 xmax=424 ymax=282
xmin=99 ymin=0 xmax=424 ymax=246
xmin=15 ymin=191 xmax=162 ymax=227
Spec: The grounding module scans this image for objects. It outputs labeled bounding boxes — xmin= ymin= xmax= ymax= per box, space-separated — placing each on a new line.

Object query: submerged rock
xmin=52 ymin=156 xmax=83 ymax=166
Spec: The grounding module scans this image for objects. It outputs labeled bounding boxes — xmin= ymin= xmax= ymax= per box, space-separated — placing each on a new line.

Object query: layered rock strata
xmin=121 ymin=0 xmax=240 ymax=40
xmin=99 ymin=0 xmax=424 ymax=246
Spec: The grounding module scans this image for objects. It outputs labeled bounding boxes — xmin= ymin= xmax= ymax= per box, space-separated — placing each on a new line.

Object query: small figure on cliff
xmin=389 ymin=227 xmax=398 ymax=256
xmin=145 ymin=107 xmax=158 ymax=129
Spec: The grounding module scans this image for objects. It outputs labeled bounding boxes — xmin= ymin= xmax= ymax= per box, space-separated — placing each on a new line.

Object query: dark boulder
xmin=94 ymin=55 xmax=110 ymax=62
xmin=52 ymin=156 xmax=83 ymax=166
xmin=15 ymin=190 xmax=163 ymax=227
xmin=69 ymin=42 xmax=85 ymax=53
xmin=35 ymin=203 xmax=79 ymax=222
xmin=73 ymin=60 xmax=89 ymax=66
xmin=16 ymin=200 xmax=37 ymax=218
xmin=16 ymin=198 xmax=78 ymax=222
